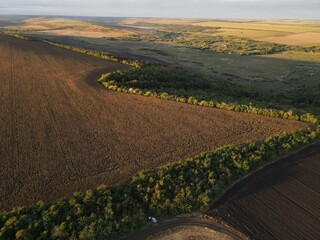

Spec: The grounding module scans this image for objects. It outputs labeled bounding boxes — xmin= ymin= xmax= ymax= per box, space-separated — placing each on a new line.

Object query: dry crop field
xmin=210 ymin=143 xmax=320 ymax=240
xmin=3 ymin=17 xmax=135 ymax=38
xmin=0 ymin=34 xmax=307 ymax=211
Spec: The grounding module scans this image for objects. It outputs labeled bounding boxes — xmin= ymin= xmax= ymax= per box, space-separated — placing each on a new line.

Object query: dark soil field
xmin=0 ymin=34 xmax=307 ymax=211
xmin=209 ymin=143 xmax=320 ymax=240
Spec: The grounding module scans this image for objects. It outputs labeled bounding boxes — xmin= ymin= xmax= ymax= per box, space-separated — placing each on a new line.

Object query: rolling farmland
xmin=210 ymin=143 xmax=320 ymax=240
xmin=0 ymin=34 xmax=308 ymax=211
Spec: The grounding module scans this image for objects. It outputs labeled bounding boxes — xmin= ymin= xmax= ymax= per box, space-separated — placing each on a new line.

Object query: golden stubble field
xmin=4 ymin=17 xmax=135 ymax=38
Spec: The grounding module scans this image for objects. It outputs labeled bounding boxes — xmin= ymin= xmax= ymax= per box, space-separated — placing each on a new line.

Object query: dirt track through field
xmin=209 ymin=143 xmax=320 ymax=240
xmin=0 ymin=34 xmax=308 ymax=211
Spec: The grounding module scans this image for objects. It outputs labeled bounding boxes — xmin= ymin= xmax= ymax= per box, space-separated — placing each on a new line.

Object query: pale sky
xmin=0 ymin=0 xmax=319 ymax=19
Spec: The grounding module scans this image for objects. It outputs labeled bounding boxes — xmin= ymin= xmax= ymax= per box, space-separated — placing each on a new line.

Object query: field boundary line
xmin=208 ymin=141 xmax=320 ymax=210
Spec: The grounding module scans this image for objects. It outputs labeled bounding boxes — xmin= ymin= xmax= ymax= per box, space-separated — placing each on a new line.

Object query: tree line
xmin=0 ymin=129 xmax=319 ymax=239
xmin=99 ymin=65 xmax=318 ymax=124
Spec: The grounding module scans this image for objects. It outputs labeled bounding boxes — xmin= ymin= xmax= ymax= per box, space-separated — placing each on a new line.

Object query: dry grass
xmin=122 ymin=18 xmax=198 ymax=25
xmin=5 ymin=17 xmax=135 ymax=38
xmin=41 ymin=29 xmax=132 ymax=38
xmin=192 ymin=21 xmax=320 ymax=33
xmin=122 ymin=19 xmax=320 ymax=33
xmin=216 ymin=28 xmax=289 ymax=39
xmin=258 ymin=32 xmax=320 ymax=46
xmin=263 ymin=51 xmax=320 ymax=63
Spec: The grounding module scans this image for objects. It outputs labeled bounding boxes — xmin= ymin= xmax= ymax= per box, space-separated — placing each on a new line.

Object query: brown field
xmin=258 ymin=32 xmax=320 ymax=46
xmin=209 ymin=143 xmax=320 ymax=240
xmin=0 ymin=34 xmax=307 ymax=211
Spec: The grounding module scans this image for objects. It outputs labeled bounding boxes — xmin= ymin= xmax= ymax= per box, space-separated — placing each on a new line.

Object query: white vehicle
xmin=148 ymin=216 xmax=158 ymax=223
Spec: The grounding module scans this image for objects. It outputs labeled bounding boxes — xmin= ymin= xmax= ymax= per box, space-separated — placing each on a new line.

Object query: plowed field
xmin=0 ymin=34 xmax=307 ymax=211
xmin=210 ymin=143 xmax=320 ymax=240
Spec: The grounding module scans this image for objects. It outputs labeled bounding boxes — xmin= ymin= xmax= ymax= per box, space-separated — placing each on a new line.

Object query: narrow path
xmin=122 ymin=217 xmax=246 ymax=240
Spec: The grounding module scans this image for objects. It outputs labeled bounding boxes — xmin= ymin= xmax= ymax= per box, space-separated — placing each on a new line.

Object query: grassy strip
xmin=0 ymin=129 xmax=319 ymax=239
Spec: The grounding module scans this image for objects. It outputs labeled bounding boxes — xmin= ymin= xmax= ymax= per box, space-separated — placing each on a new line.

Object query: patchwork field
xmin=0 ymin=34 xmax=308 ymax=211
xmin=122 ymin=19 xmax=320 ymax=33
xmin=32 ymin=35 xmax=320 ymax=94
xmin=209 ymin=143 xmax=320 ymax=240
xmin=4 ymin=17 xmax=135 ymax=38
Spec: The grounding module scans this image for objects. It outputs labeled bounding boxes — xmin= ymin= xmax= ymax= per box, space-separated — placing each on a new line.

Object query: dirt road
xmin=121 ymin=217 xmax=247 ymax=240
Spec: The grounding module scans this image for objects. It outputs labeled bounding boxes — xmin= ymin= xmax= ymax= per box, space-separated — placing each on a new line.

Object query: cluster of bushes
xmin=99 ymin=66 xmax=318 ymax=124
xmin=128 ymin=30 xmax=288 ymax=55
xmin=125 ymin=28 xmax=320 ymax=55
xmin=274 ymin=84 xmax=320 ymax=109
xmin=101 ymin=65 xmax=212 ymax=91
xmin=289 ymin=45 xmax=320 ymax=53
xmin=2 ymin=32 xmax=30 ymax=41
xmin=0 ymin=129 xmax=319 ymax=239
xmin=0 ymin=187 xmax=146 ymax=239
xmin=169 ymin=35 xmax=320 ymax=55
xmin=100 ymin=64 xmax=255 ymax=102
xmin=171 ymin=35 xmax=288 ymax=55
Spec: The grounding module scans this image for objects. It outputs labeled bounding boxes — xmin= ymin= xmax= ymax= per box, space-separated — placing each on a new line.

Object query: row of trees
xmin=34 ymin=34 xmax=320 ymax=113
xmin=132 ymin=129 xmax=320 ymax=216
xmin=0 ymin=129 xmax=319 ymax=239
xmin=9 ymin=32 xmax=317 ymax=113
xmin=41 ymin=41 xmax=141 ymax=68
xmin=99 ymin=65 xmax=318 ymax=124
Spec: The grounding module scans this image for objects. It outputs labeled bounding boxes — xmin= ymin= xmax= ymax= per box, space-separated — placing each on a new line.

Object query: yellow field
xmin=122 ymin=18 xmax=198 ymax=25
xmin=122 ymin=19 xmax=320 ymax=47
xmin=263 ymin=51 xmax=320 ymax=63
xmin=5 ymin=17 xmax=135 ymax=38
xmin=192 ymin=21 xmax=320 ymax=33
xmin=40 ymin=29 xmax=130 ymax=38
xmin=257 ymin=32 xmax=320 ymax=46
xmin=123 ymin=19 xmax=320 ymax=33
xmin=215 ymin=28 xmax=289 ymax=38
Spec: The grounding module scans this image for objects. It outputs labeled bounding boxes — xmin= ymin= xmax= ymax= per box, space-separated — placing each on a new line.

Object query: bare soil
xmin=209 ymin=143 xmax=320 ymax=240
xmin=145 ymin=226 xmax=233 ymax=240
xmin=0 ymin=34 xmax=307 ymax=211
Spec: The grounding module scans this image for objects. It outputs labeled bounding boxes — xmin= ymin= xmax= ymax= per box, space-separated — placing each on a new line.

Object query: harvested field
xmin=4 ymin=17 xmax=135 ymax=38
xmin=209 ymin=143 xmax=320 ymax=240
xmin=0 ymin=34 xmax=307 ymax=211
xmin=258 ymin=32 xmax=320 ymax=46
xmin=216 ymin=28 xmax=289 ymax=39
